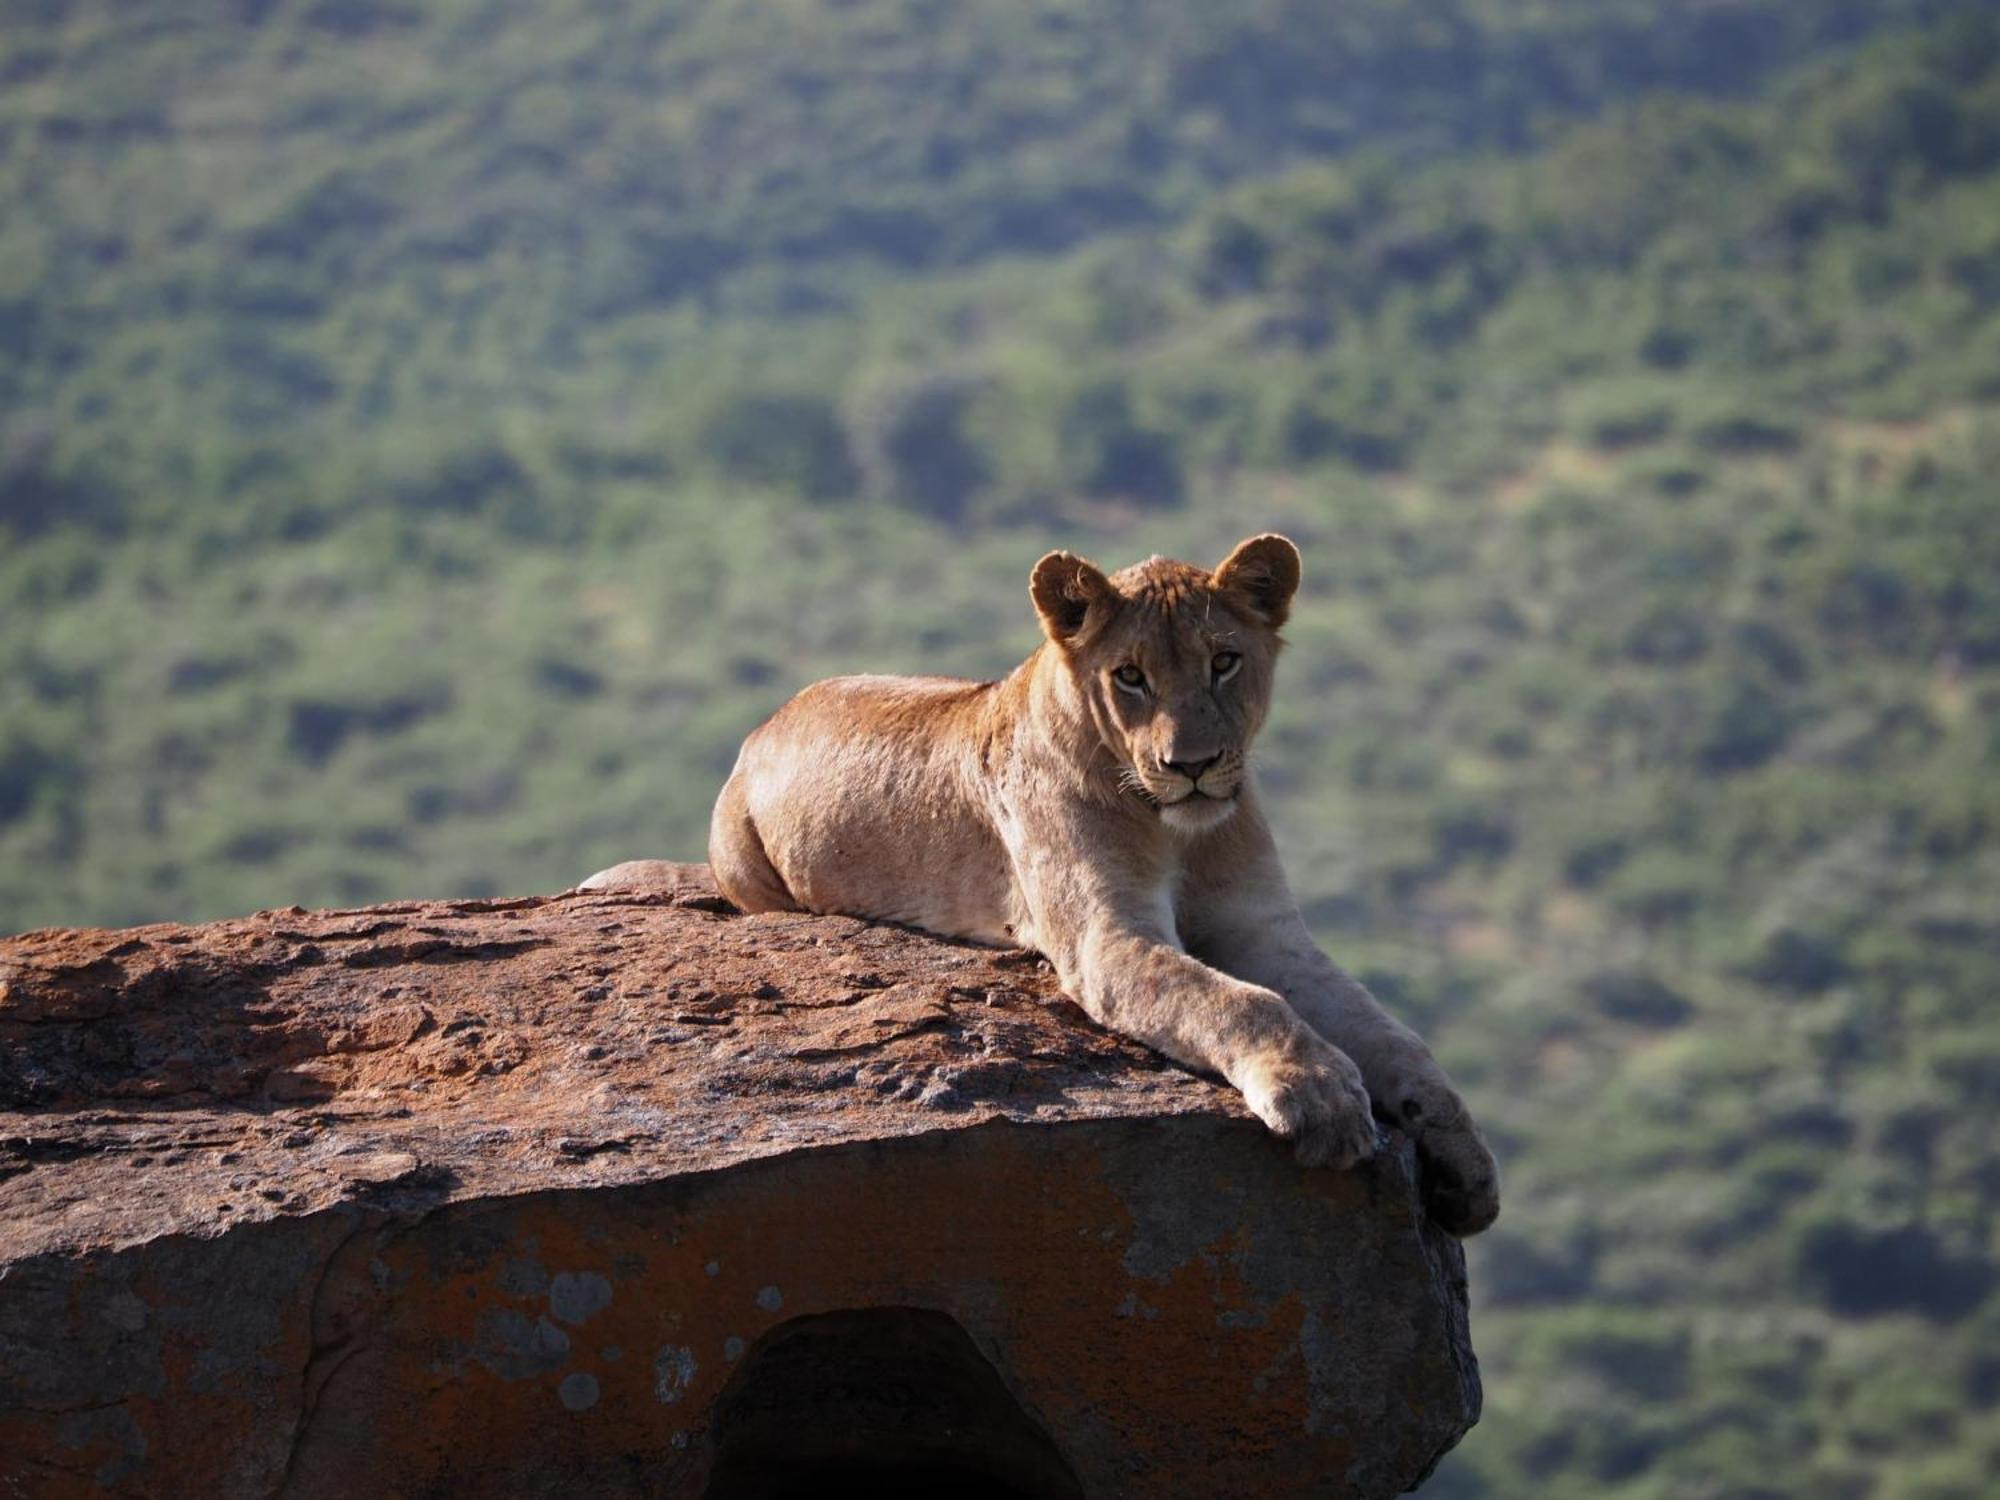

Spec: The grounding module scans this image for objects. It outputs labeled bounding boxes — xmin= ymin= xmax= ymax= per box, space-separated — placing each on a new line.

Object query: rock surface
xmin=0 ymin=863 xmax=1478 ymax=1497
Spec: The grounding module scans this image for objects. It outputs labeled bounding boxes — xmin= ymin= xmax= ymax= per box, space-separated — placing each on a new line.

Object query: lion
xmin=587 ymin=534 xmax=1498 ymax=1234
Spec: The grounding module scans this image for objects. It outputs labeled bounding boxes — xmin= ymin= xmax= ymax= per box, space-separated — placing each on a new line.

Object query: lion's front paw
xmin=1417 ymin=1128 xmax=1499 ymax=1236
xmin=1401 ymin=1107 xmax=1500 ymax=1236
xmin=1236 ymin=1038 xmax=1377 ymax=1170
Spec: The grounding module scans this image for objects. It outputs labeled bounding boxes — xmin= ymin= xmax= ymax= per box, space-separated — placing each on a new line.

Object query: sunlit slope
xmin=0 ymin=0 xmax=1943 ymax=537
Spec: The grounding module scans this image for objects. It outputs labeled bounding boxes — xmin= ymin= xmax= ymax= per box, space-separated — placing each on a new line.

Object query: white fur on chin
xmin=1160 ymin=796 xmax=1239 ymax=835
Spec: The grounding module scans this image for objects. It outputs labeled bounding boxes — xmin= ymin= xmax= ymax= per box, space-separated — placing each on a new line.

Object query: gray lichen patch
xmin=498 ymin=1250 xmax=550 ymax=1298
xmin=653 ymin=1344 xmax=697 ymax=1404
xmin=473 ymin=1308 xmax=572 ymax=1380
xmin=549 ymin=1270 xmax=613 ymax=1326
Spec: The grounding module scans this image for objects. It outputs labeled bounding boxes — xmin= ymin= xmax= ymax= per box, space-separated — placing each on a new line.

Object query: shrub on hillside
xmin=847 ymin=370 xmax=992 ymax=522
xmin=700 ymin=389 xmax=858 ymax=501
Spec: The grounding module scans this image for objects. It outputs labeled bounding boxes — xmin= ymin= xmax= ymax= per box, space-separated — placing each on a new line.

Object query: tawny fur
xmin=588 ymin=534 xmax=1499 ymax=1234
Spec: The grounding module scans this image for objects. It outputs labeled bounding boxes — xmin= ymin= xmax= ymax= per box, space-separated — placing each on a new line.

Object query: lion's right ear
xmin=1029 ymin=550 xmax=1115 ymax=645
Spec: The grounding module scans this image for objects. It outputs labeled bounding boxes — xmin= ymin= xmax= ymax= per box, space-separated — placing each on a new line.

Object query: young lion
xmin=607 ymin=535 xmax=1498 ymax=1234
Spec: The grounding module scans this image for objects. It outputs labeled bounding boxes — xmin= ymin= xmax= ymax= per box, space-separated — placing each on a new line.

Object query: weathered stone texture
xmin=0 ymin=864 xmax=1477 ymax=1497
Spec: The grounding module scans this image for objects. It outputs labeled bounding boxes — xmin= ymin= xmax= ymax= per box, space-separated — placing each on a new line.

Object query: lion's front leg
xmin=1015 ymin=868 xmax=1378 ymax=1168
xmin=1210 ymin=921 xmax=1500 ymax=1235
xmin=1182 ymin=859 xmax=1500 ymax=1234
xmin=1074 ymin=922 xmax=1380 ymax=1170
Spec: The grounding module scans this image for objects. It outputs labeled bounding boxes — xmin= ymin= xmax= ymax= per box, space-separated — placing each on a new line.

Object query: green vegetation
xmin=5 ymin=3 xmax=1999 ymax=1495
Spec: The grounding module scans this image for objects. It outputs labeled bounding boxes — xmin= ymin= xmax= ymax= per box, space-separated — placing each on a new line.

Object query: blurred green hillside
xmin=5 ymin=3 xmax=2000 ymax=1496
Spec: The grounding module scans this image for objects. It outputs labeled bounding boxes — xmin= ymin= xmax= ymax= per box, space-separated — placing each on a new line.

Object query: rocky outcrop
xmin=0 ymin=863 xmax=1478 ymax=1497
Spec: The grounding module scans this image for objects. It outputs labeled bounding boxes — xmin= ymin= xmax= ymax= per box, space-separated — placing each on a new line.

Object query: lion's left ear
xmin=1213 ymin=533 xmax=1301 ymax=628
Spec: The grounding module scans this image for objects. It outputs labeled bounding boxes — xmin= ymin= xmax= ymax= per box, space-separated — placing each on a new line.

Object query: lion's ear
xmin=1030 ymin=550 xmax=1115 ymax=645
xmin=1213 ymin=533 xmax=1301 ymax=629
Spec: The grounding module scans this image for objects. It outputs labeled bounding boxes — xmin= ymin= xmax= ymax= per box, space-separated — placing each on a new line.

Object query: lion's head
xmin=1029 ymin=533 xmax=1300 ymax=834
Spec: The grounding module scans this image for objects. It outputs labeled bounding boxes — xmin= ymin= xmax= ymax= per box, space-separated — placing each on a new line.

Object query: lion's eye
xmin=1112 ymin=664 xmax=1147 ymax=692
xmin=1212 ymin=651 xmax=1242 ymax=680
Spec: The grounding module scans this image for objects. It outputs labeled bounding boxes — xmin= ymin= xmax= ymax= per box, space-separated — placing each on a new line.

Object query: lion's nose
xmin=1163 ymin=755 xmax=1219 ymax=781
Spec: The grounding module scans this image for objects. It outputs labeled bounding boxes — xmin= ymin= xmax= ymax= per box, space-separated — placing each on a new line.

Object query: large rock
xmin=0 ymin=864 xmax=1478 ymax=1497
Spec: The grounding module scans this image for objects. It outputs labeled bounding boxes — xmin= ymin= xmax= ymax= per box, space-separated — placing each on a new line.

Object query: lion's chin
xmin=1158 ymin=795 xmax=1239 ymax=836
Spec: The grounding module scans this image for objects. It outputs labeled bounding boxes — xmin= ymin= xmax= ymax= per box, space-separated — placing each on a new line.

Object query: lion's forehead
xmin=1107 ymin=600 xmax=1243 ymax=668
xmin=1109 ymin=562 xmax=1241 ymax=635
xmin=1110 ymin=556 xmax=1212 ymax=611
